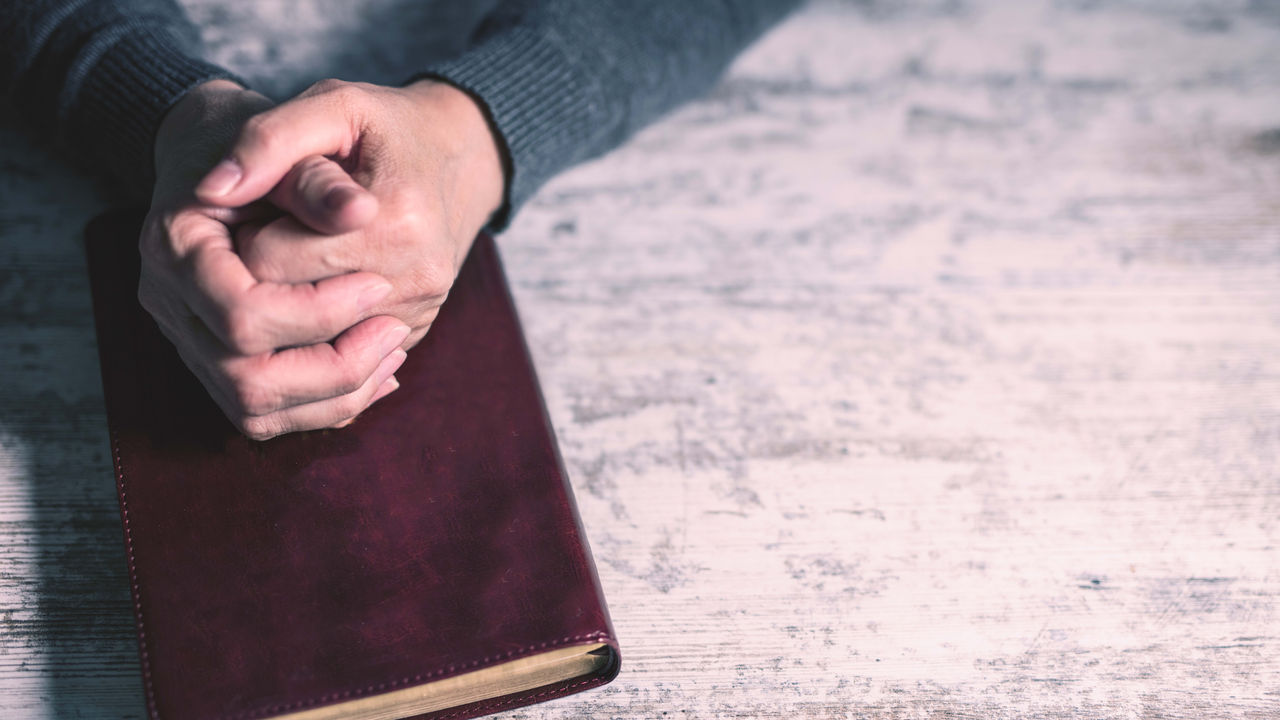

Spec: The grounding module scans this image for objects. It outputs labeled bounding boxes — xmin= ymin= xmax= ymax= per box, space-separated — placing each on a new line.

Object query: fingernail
xmin=380 ymin=325 xmax=411 ymax=356
xmin=357 ymin=281 xmax=393 ymax=314
xmin=386 ymin=349 xmax=408 ymax=375
xmin=322 ymin=185 xmax=360 ymax=212
xmin=370 ymin=376 xmax=400 ymax=403
xmin=379 ymin=349 xmax=408 ymax=382
xmin=372 ymin=349 xmax=407 ymax=387
xmin=197 ymin=158 xmax=243 ymax=198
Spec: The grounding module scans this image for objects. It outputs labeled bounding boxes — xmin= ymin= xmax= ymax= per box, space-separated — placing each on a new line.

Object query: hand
xmin=193 ymin=78 xmax=506 ymax=352
xmin=140 ymin=80 xmax=411 ymax=440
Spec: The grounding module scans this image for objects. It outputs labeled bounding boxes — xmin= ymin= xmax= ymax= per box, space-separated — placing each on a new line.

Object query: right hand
xmin=139 ymin=80 xmax=409 ymax=440
xmin=192 ymin=78 xmax=506 ymax=355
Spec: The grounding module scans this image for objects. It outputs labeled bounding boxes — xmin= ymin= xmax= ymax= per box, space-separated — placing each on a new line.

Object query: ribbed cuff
xmin=419 ymin=24 xmax=614 ymax=230
xmin=68 ymin=25 xmax=238 ymax=197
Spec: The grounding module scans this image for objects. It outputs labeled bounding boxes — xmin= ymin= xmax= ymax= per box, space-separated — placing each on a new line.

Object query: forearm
xmin=420 ymin=0 xmax=804 ymax=228
xmin=0 ymin=0 xmax=237 ymax=196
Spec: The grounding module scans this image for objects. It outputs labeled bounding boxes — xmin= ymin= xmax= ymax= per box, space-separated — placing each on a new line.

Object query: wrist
xmin=403 ymin=79 xmax=507 ymax=233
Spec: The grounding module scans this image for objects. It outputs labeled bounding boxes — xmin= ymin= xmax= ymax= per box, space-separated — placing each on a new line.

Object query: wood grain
xmin=2 ymin=1 xmax=1277 ymax=718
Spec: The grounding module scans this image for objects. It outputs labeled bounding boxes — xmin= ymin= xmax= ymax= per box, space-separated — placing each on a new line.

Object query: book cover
xmin=84 ymin=210 xmax=620 ymax=720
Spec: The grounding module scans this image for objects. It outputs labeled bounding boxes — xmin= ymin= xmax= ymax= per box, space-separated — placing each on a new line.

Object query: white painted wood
xmin=2 ymin=1 xmax=1277 ymax=718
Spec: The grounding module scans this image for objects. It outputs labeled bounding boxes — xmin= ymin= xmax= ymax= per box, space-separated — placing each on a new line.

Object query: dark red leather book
xmin=84 ymin=210 xmax=619 ymax=720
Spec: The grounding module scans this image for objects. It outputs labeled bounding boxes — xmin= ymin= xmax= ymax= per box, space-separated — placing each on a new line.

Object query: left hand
xmin=194 ymin=78 xmax=506 ymax=352
xmin=142 ymin=79 xmax=409 ymax=441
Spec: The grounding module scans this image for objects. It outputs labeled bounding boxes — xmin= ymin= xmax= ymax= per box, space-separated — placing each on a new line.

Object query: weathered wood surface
xmin=2 ymin=1 xmax=1278 ymax=717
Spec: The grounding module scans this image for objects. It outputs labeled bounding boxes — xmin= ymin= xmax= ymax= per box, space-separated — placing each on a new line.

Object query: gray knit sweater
xmin=0 ymin=0 xmax=800 ymax=226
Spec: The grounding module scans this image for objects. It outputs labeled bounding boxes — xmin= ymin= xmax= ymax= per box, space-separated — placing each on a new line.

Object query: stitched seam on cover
xmin=113 ymin=431 xmax=161 ymax=718
xmin=433 ymin=675 xmax=598 ymax=720
xmin=218 ymin=632 xmax=614 ymax=720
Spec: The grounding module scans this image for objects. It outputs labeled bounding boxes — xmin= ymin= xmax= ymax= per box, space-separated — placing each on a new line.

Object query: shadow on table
xmin=1 ymin=4 xmax=499 ymax=716
xmin=0 ymin=136 xmax=146 ymax=715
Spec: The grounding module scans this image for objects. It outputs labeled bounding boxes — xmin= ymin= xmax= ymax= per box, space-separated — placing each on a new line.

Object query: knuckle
xmin=424 ymin=275 xmax=452 ymax=303
xmin=328 ymin=84 xmax=364 ymax=108
xmin=308 ymin=78 xmax=365 ymax=109
xmin=309 ymin=77 xmax=348 ymax=94
xmin=388 ymin=206 xmax=427 ymax=237
xmin=231 ymin=380 xmax=279 ymax=418
xmin=317 ymin=246 xmax=353 ymax=276
xmin=239 ymin=415 xmax=282 ymax=442
xmin=329 ymin=83 xmax=369 ymax=110
xmin=160 ymin=212 xmax=206 ymax=256
xmin=411 ymin=264 xmax=453 ymax=305
xmin=222 ymin=303 xmax=269 ymax=355
xmin=385 ymin=213 xmax=453 ymax=302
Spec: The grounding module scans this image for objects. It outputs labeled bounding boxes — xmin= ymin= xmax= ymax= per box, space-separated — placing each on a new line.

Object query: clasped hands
xmin=140 ymin=78 xmax=504 ymax=440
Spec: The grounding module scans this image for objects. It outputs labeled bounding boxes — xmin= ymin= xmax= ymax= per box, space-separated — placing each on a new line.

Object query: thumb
xmin=267 ymin=156 xmax=378 ymax=235
xmin=194 ymin=90 xmax=362 ymax=208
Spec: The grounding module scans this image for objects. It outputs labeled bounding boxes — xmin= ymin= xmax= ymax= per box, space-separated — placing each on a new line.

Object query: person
xmin=1 ymin=0 xmax=801 ymax=439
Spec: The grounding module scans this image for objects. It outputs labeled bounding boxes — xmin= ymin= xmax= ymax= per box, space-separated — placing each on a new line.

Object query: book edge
xmin=85 ymin=211 xmax=165 ymax=720
xmin=268 ymin=642 xmax=616 ymax=720
xmin=84 ymin=212 xmax=621 ymax=720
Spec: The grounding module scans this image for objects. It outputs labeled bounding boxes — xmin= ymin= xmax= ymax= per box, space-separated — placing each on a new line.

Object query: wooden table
xmin=2 ymin=1 xmax=1277 ymax=717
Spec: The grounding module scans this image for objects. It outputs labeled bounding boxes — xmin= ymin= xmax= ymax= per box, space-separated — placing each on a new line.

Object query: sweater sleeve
xmin=0 ymin=0 xmax=238 ymax=196
xmin=419 ymin=0 xmax=803 ymax=228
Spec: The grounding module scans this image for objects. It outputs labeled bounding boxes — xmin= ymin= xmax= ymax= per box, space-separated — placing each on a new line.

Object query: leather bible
xmin=84 ymin=210 xmax=620 ymax=720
